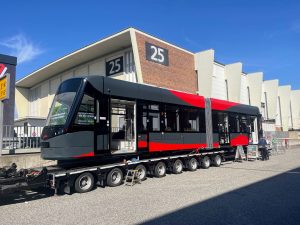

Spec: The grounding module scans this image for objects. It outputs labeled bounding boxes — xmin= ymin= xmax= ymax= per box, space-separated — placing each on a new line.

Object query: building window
xmin=278 ymin=96 xmax=283 ymax=127
xmin=247 ymin=86 xmax=251 ymax=105
xmin=261 ymin=102 xmax=266 ymax=119
xmin=29 ymin=86 xmax=41 ymax=117
xmin=225 ymin=79 xmax=229 ymax=100
xmin=264 ymin=92 xmax=269 ymax=119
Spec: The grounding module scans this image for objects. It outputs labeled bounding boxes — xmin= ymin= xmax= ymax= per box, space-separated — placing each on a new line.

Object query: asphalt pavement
xmin=1 ymin=147 xmax=300 ymax=225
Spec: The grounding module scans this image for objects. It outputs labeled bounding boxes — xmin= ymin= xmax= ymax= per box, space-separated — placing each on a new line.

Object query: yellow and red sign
xmin=0 ymin=76 xmax=7 ymax=100
xmin=0 ymin=64 xmax=7 ymax=78
xmin=0 ymin=63 xmax=9 ymax=101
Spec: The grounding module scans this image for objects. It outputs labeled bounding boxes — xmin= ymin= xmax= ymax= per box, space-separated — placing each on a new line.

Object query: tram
xmin=41 ymin=76 xmax=261 ymax=163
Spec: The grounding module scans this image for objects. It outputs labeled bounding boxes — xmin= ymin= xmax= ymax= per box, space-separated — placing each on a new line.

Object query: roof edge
xmin=16 ymin=27 xmax=132 ymax=85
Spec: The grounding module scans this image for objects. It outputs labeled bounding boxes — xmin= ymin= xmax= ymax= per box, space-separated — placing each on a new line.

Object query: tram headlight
xmin=56 ymin=128 xmax=65 ymax=136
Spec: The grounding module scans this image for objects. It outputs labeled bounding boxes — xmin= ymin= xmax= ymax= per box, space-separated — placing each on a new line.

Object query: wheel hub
xmin=191 ymin=161 xmax=197 ymax=168
xmin=175 ymin=162 xmax=182 ymax=171
xmin=158 ymin=165 xmax=165 ymax=175
xmin=111 ymin=172 xmax=121 ymax=183
xmin=79 ymin=176 xmax=91 ymax=190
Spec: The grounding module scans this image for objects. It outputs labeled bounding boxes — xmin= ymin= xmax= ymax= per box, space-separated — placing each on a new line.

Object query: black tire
xmin=107 ymin=168 xmax=123 ymax=187
xmin=74 ymin=172 xmax=95 ymax=193
xmin=172 ymin=159 xmax=183 ymax=174
xmin=212 ymin=155 xmax=222 ymax=167
xmin=154 ymin=161 xmax=166 ymax=177
xmin=135 ymin=164 xmax=147 ymax=181
xmin=201 ymin=156 xmax=211 ymax=169
xmin=187 ymin=158 xmax=198 ymax=171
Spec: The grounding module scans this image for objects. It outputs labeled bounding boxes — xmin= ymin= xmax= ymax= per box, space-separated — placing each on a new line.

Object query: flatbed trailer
xmin=0 ymin=149 xmax=228 ymax=195
xmin=0 ymin=75 xmax=260 ymax=196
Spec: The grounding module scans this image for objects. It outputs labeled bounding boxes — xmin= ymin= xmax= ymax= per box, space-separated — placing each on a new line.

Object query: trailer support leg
xmin=97 ymin=170 xmax=106 ymax=188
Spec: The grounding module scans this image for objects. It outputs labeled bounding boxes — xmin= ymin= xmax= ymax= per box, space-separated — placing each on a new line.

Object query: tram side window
xmin=74 ymin=94 xmax=95 ymax=125
xmin=148 ymin=104 xmax=160 ymax=131
xmin=212 ymin=111 xmax=219 ymax=132
xmin=229 ymin=113 xmax=240 ymax=133
xmin=221 ymin=112 xmax=229 ymax=132
xmin=137 ymin=103 xmax=148 ymax=132
xmin=163 ymin=105 xmax=179 ymax=132
xmin=250 ymin=116 xmax=256 ymax=133
xmin=240 ymin=115 xmax=249 ymax=133
xmin=212 ymin=111 xmax=228 ymax=133
xmin=199 ymin=109 xmax=206 ymax=132
xmin=180 ymin=108 xmax=199 ymax=132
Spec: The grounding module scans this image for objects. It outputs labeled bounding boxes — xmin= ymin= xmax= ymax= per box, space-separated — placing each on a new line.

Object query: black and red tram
xmin=41 ymin=76 xmax=261 ymax=163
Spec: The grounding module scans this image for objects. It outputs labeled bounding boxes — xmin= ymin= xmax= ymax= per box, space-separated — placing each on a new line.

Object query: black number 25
xmin=106 ymin=56 xmax=124 ymax=76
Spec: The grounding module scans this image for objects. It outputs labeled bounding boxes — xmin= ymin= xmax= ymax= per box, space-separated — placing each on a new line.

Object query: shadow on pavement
xmin=0 ymin=188 xmax=55 ymax=206
xmin=141 ymin=167 xmax=300 ymax=225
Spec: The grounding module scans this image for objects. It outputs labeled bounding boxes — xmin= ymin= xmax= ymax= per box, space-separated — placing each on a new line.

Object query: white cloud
xmin=0 ymin=34 xmax=43 ymax=64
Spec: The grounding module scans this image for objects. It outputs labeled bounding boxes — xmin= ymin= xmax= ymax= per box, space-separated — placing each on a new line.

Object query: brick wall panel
xmin=135 ymin=32 xmax=197 ymax=94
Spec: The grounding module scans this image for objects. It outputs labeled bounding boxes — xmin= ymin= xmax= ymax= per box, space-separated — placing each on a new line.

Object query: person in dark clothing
xmin=258 ymin=137 xmax=268 ymax=161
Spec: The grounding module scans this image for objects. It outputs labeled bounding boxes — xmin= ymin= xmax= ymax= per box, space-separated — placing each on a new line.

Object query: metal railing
xmin=269 ymin=138 xmax=300 ymax=156
xmin=1 ymin=125 xmax=43 ymax=153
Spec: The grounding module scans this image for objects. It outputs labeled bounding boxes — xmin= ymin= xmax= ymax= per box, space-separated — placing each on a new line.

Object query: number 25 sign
xmin=106 ymin=56 xmax=124 ymax=76
xmin=145 ymin=42 xmax=169 ymax=66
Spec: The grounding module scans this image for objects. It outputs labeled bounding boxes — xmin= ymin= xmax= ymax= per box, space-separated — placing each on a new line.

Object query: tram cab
xmin=41 ymin=77 xmax=137 ymax=161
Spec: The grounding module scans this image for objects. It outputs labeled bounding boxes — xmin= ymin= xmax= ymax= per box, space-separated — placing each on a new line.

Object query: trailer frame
xmin=0 ymin=149 xmax=227 ymax=195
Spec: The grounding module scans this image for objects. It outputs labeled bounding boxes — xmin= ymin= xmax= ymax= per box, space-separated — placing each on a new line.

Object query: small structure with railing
xmin=1 ymin=125 xmax=43 ymax=154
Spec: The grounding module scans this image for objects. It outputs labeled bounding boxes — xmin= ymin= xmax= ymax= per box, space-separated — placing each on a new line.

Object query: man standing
xmin=258 ymin=136 xmax=268 ymax=161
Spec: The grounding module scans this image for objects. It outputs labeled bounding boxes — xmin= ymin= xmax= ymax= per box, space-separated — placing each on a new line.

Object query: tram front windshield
xmin=46 ymin=79 xmax=82 ymax=126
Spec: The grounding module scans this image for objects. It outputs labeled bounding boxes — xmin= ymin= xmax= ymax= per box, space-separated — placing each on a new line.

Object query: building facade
xmin=15 ymin=28 xmax=300 ymax=132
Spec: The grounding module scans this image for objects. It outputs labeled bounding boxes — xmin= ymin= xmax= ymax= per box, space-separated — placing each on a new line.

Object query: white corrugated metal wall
xmin=212 ymin=63 xmax=227 ymax=100
xmin=124 ymin=50 xmax=136 ymax=82
xmin=240 ymin=74 xmax=249 ymax=105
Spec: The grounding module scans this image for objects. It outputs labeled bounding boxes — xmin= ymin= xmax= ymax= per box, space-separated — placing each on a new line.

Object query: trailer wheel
xmin=172 ymin=159 xmax=183 ymax=174
xmin=74 ymin=172 xmax=95 ymax=193
xmin=135 ymin=164 xmax=147 ymax=181
xmin=154 ymin=162 xmax=166 ymax=177
xmin=213 ymin=155 xmax=222 ymax=167
xmin=107 ymin=168 xmax=123 ymax=187
xmin=187 ymin=158 xmax=198 ymax=171
xmin=201 ymin=156 xmax=211 ymax=169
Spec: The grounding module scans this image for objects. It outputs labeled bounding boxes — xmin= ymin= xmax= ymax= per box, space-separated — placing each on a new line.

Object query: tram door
xmin=95 ymin=96 xmax=110 ymax=153
xmin=110 ymin=98 xmax=136 ymax=154
xmin=250 ymin=116 xmax=259 ymax=144
xmin=137 ymin=102 xmax=149 ymax=151
xmin=217 ymin=112 xmax=230 ymax=145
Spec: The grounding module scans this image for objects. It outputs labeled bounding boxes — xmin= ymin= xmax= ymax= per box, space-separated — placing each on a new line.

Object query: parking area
xmin=1 ymin=147 xmax=300 ymax=225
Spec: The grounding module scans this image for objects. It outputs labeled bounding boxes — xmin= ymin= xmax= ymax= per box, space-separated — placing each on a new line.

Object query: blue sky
xmin=1 ymin=0 xmax=300 ymax=89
